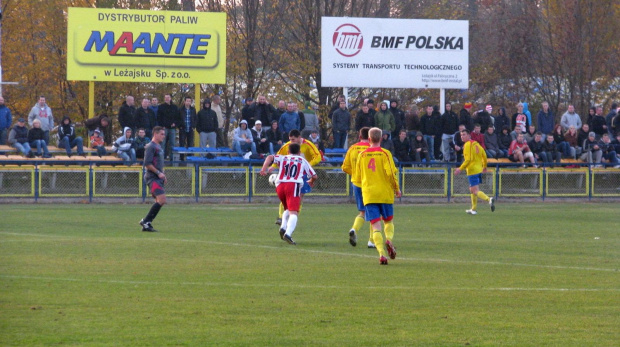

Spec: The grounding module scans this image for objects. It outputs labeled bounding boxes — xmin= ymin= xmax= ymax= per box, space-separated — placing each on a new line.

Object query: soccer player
xmin=454 ymin=129 xmax=495 ymax=215
xmin=341 ymin=127 xmax=372 ymax=248
xmin=273 ymin=129 xmax=322 ymax=225
xmin=260 ymin=143 xmax=318 ymax=245
xmin=353 ymin=127 xmax=401 ymax=265
xmin=139 ymin=126 xmax=167 ymax=232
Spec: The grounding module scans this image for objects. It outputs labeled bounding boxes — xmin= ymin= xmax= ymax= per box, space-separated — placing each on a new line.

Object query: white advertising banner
xmin=321 ymin=17 xmax=469 ymax=89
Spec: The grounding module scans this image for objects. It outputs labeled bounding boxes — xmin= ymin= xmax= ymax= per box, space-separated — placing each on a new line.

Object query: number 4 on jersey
xmin=367 ymin=158 xmax=376 ymax=172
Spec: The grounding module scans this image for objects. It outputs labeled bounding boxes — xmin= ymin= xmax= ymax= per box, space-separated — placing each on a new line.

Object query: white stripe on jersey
xmin=273 ymin=154 xmax=316 ymax=185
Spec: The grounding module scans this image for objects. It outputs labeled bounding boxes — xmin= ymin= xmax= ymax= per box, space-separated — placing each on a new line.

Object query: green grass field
xmin=1 ymin=203 xmax=618 ymax=346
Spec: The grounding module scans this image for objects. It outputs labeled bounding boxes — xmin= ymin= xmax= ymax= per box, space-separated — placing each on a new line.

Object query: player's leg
xmin=466 ymin=175 xmax=480 ymax=214
xmin=381 ymin=205 xmax=396 ymax=260
xmin=276 ymin=202 xmax=284 ymax=225
xmin=366 ymin=204 xmax=387 ymax=263
xmin=276 ymin=184 xmax=288 ymax=239
xmin=141 ymin=181 xmax=166 ymax=232
xmin=282 ymin=182 xmax=301 ymax=245
xmin=349 ymin=185 xmax=365 ymax=247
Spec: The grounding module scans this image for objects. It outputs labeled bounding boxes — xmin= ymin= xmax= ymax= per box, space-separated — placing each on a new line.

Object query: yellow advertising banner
xmin=67 ymin=7 xmax=226 ymax=83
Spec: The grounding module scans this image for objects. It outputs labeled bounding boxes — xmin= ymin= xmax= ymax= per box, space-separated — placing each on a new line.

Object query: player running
xmin=273 ymin=129 xmax=322 ymax=225
xmin=341 ymin=127 xmax=372 ymax=248
xmin=261 ymin=143 xmax=318 ymax=245
xmin=353 ymin=128 xmax=401 ymax=265
xmin=454 ymin=128 xmax=495 ymax=215
xmin=139 ymin=126 xmax=167 ymax=232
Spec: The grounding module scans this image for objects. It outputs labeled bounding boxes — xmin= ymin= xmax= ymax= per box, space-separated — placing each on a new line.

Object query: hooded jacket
xmin=196 ymin=101 xmax=219 ymax=133
xmin=523 ymin=102 xmax=533 ymax=126
xmin=233 ymin=120 xmax=253 ymax=143
xmin=411 ymin=132 xmax=429 ymax=152
xmin=493 ymin=108 xmax=510 ymax=132
xmin=459 ymin=108 xmax=473 ymax=131
xmin=28 ymin=103 xmax=54 ymax=131
xmin=379 ymin=130 xmax=395 ymax=154
xmin=58 ymin=116 xmax=77 ymax=142
xmin=374 ymin=104 xmax=395 ymax=132
xmin=389 ymin=102 xmax=405 ymax=132
xmin=113 ymin=127 xmax=135 ymax=153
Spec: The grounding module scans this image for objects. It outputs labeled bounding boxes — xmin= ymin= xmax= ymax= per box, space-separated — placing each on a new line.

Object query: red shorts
xmin=276 ymin=182 xmax=302 ymax=212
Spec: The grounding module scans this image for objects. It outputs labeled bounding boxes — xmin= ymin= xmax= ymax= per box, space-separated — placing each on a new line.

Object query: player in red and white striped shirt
xmin=260 ymin=143 xmax=318 ymax=245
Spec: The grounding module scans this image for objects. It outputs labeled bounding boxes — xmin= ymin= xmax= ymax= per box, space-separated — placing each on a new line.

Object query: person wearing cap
xmin=0 ymin=96 xmax=12 ymax=145
xmin=196 ymin=98 xmax=218 ymax=149
xmin=251 ymin=120 xmax=269 ymax=154
xmin=536 ymin=101 xmax=554 ymax=136
xmin=233 ymin=119 xmax=257 ymax=157
xmin=8 ymin=118 xmax=34 ymax=157
xmin=459 ymin=102 xmax=474 ymax=131
xmin=90 ymin=129 xmax=107 ymax=157
xmin=28 ymin=96 xmax=54 ymax=144
xmin=580 ymin=131 xmax=603 ymax=165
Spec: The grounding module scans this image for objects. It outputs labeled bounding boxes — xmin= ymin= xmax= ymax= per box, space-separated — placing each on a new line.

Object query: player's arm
xmin=480 ymin=143 xmax=488 ymax=172
xmin=306 ymin=141 xmax=323 ymax=166
xmin=383 ymin=151 xmax=401 ymax=195
xmin=260 ymin=155 xmax=276 ymax=175
xmin=351 ymin=152 xmax=363 ymax=186
xmin=341 ymin=148 xmax=353 ymax=175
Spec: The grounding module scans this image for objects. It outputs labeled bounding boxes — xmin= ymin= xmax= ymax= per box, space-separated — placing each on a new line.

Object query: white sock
xmin=285 ymin=214 xmax=298 ymax=237
xmin=281 ymin=210 xmax=290 ymax=230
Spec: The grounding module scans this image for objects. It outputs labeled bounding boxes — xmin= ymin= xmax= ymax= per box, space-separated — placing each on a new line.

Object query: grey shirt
xmin=143 ymin=141 xmax=164 ymax=184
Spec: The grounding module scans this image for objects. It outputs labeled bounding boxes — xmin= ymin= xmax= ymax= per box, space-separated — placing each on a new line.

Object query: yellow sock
xmin=384 ymin=221 xmax=394 ymax=242
xmin=369 ymin=224 xmax=374 ymax=243
xmin=351 ymin=216 xmax=364 ymax=232
xmin=476 ymin=190 xmax=489 ymax=202
xmin=299 ymin=203 xmax=302 ymax=213
xmin=471 ymin=194 xmax=478 ymax=211
xmin=278 ymin=203 xmax=284 ymax=218
xmin=372 ymin=230 xmax=385 ymax=257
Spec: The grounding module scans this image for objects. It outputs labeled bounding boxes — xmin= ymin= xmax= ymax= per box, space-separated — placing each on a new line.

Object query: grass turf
xmin=0 ymin=203 xmax=618 ymax=346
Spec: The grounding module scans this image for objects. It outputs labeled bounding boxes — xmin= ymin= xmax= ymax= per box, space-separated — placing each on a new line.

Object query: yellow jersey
xmin=273 ymin=138 xmax=322 ymax=167
xmin=353 ymin=146 xmax=399 ymax=204
xmin=341 ymin=141 xmax=370 ymax=187
xmin=459 ymin=140 xmax=487 ymax=175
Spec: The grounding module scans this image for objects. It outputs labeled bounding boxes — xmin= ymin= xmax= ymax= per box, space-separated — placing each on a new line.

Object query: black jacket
xmin=541 ymin=140 xmax=557 ymax=153
xmin=265 ymin=127 xmax=283 ymax=145
xmin=498 ymin=132 xmax=512 ymax=150
xmin=196 ymin=108 xmax=218 ymax=133
xmin=136 ymin=107 xmax=156 ymax=131
xmin=158 ymin=103 xmax=180 ymax=129
xmin=493 ymin=108 xmax=510 ymax=133
xmin=355 ymin=111 xmax=375 ymax=131
xmin=476 ymin=111 xmax=493 ymax=133
xmin=441 ymin=111 xmax=459 ymax=135
xmin=390 ymin=106 xmax=405 ymax=133
xmin=251 ymin=103 xmax=277 ymax=126
xmin=28 ymin=127 xmax=46 ymax=142
xmin=58 ymin=117 xmax=77 ymax=142
xmin=420 ymin=113 xmax=440 ymax=135
xmin=118 ymin=102 xmax=137 ymax=129
xmin=392 ymin=137 xmax=411 ymax=162
xmin=459 ymin=109 xmax=473 ymax=131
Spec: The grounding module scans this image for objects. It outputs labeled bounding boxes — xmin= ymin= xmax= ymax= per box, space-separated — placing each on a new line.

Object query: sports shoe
xmin=367 ymin=241 xmax=376 ymax=248
xmin=141 ymin=221 xmax=157 ymax=232
xmin=466 ymin=209 xmax=478 ymax=215
xmin=279 ymin=228 xmax=286 ymax=240
xmin=283 ymin=234 xmax=296 ymax=245
xmin=379 ymin=256 xmax=388 ymax=265
xmin=489 ymin=197 xmax=495 ymax=212
xmin=349 ymin=229 xmax=357 ymax=247
xmin=275 ymin=218 xmax=282 ymax=226
xmin=385 ymin=240 xmax=397 ymax=260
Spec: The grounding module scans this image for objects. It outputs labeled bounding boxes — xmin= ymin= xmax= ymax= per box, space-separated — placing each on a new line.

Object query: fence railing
xmin=0 ymin=160 xmax=618 ymax=202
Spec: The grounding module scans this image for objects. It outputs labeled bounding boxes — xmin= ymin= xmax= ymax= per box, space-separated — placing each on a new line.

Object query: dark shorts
xmin=149 ymin=179 xmax=165 ymax=198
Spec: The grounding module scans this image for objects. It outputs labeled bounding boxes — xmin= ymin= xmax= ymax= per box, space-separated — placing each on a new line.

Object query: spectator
xmin=552 ymin=124 xmax=573 ymax=159
xmin=522 ymin=102 xmax=533 ymax=127
xmin=611 ymin=133 xmax=620 ymax=155
xmin=563 ymin=125 xmax=580 ymax=159
xmin=612 ymin=107 xmax=620 ymax=137
xmin=605 ymin=102 xmax=618 ymax=136
xmin=355 ymin=104 xmax=375 ymax=132
xmin=330 ymin=100 xmax=350 ymax=149
xmin=537 ymin=101 xmax=554 ymax=136
xmin=365 ymin=99 xmax=376 ymax=117
xmin=474 ymin=104 xmax=493 ymax=133
xmin=493 ymin=107 xmax=510 ymax=133
xmin=405 ymin=105 xmax=421 ymax=135
xmin=508 ymin=133 xmax=535 ymax=167
xmin=158 ymin=94 xmax=180 ymax=159
xmin=577 ymin=123 xmax=591 ymax=152
xmin=528 ymin=131 xmax=544 ymax=166
xmin=90 ymin=129 xmax=107 ymax=157
xmin=328 ymin=95 xmax=345 ymax=119
xmin=389 ymin=99 xmax=405 ymax=139
xmin=84 ymin=113 xmax=110 ymax=139
xmin=510 ymin=125 xmax=524 ymax=141
xmin=497 ymin=126 xmax=512 ymax=158
xmin=484 ymin=126 xmax=502 ymax=159
xmin=561 ymin=104 xmax=582 ymax=131
xmin=380 ymin=130 xmax=394 ymax=156
xmin=580 ymin=132 xmax=602 ymax=165
xmin=432 ymin=105 xmax=444 ymax=159
xmin=149 ymin=97 xmax=159 ymax=126
xmin=134 ymin=128 xmax=150 ymax=159
xmin=598 ymin=133 xmax=619 ymax=168
xmin=113 ymin=127 xmax=136 ymax=165
xmin=411 ymin=131 xmax=431 ymax=165
xmin=524 ymin=125 xmax=537 ymax=143
xmin=118 ymin=95 xmax=137 ymax=135
xmin=211 ymin=95 xmax=226 ymax=147
xmin=441 ymin=102 xmax=459 ymax=162
xmin=8 ymin=118 xmax=34 ymax=157
xmin=233 ymin=120 xmax=257 ymax=157
xmin=279 ymin=102 xmax=301 ymax=143
xmin=585 ymin=107 xmax=596 ymax=127
xmin=265 ymin=120 xmax=283 ymax=155
xmin=251 ymin=120 xmax=269 ymax=154
xmin=241 ymin=97 xmax=255 ymax=126
xmin=459 ymin=102 xmax=474 ymax=131
xmin=374 ymin=101 xmax=395 ymax=137
xmin=540 ymin=134 xmax=561 ymax=167
xmin=293 ymin=103 xmax=306 ymax=134
xmin=178 ymin=96 xmax=197 ymax=149
xmin=590 ymin=106 xmax=608 ymax=137
xmin=471 ymin=124 xmax=486 ymax=150
xmin=0 ymin=96 xmax=12 ymax=145
xmin=512 ymin=102 xmax=529 ymax=133
xmin=57 ymin=116 xmax=85 ymax=157
xmin=136 ymin=98 xmax=156 ymax=138
xmin=420 ymin=105 xmax=439 ymax=160
xmin=300 ymin=103 xmax=319 ymax=138
xmin=273 ymin=100 xmax=287 ymax=125
xmin=308 ymin=129 xmax=325 ymax=153
xmin=393 ymin=129 xmax=412 ymax=162
xmin=196 ymin=98 xmax=218 ymax=149
xmin=28 ymin=96 xmax=54 ymax=144
xmin=250 ymin=95 xmax=276 ymax=128
xmin=450 ymin=124 xmax=467 ymax=163
xmin=28 ymin=119 xmax=51 ymax=158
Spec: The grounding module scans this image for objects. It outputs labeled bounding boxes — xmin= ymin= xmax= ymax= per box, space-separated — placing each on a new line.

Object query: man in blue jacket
xmin=0 ymin=96 xmax=12 ymax=145
xmin=278 ymin=102 xmax=301 ymax=143
xmin=536 ymin=101 xmax=554 ymax=136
